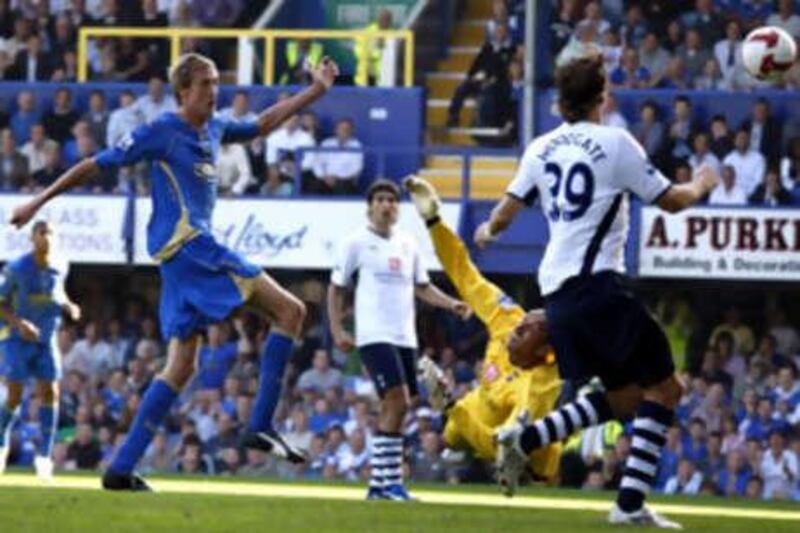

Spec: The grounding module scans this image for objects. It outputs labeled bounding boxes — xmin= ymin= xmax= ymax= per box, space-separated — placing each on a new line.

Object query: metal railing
xmin=77 ymin=27 xmax=415 ymax=87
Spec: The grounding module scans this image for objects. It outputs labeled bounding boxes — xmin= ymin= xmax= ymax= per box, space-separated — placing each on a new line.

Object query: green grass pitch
xmin=0 ymin=473 xmax=799 ymax=532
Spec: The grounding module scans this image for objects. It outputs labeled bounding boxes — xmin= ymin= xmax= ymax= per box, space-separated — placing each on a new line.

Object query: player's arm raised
xmin=414 ymin=284 xmax=472 ymax=320
xmin=9 ymin=159 xmax=100 ymax=228
xmin=255 ymin=58 xmax=339 ymax=137
xmin=474 ymin=193 xmax=526 ymax=249
xmin=656 ymin=165 xmax=718 ymax=213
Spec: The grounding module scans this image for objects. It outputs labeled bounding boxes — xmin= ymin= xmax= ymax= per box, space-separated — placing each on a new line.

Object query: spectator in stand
xmin=62 ymin=120 xmax=92 ymax=166
xmin=683 ymin=417 xmax=710 ymax=467
xmin=575 ymin=1 xmax=610 ymax=41
xmin=133 ymin=76 xmax=176 ymax=124
xmin=64 ymin=320 xmax=116 ymax=378
xmin=217 ymin=140 xmax=253 ymax=196
xmin=631 ymin=100 xmax=664 ymax=160
xmin=0 ymin=128 xmax=29 ymax=190
xmin=678 ymin=29 xmax=712 ymax=86
xmin=664 ymin=458 xmax=703 ymax=495
xmin=664 ymin=20 xmax=684 ymax=54
xmin=714 ymin=20 xmax=745 ymax=90
xmin=667 ymin=95 xmax=699 ymax=162
xmin=196 ymin=323 xmax=238 ymax=391
xmin=42 ymin=87 xmax=79 ymax=145
xmin=740 ymin=396 xmax=776 ymax=442
xmin=20 ymin=123 xmax=57 ymax=174
xmin=300 ymin=111 xmax=323 ymax=144
xmin=773 ymin=366 xmax=800 ymax=412
xmin=681 ymin=0 xmax=724 ymax=45
xmin=717 ymin=450 xmax=752 ymax=496
xmin=82 ymin=90 xmax=109 ymax=150
xmin=715 ymin=331 xmax=747 ymax=386
xmin=7 ymin=33 xmax=51 ymax=82
xmin=723 ymin=129 xmax=766 ymax=198
xmin=106 ymin=90 xmax=139 ymax=148
xmin=10 ymin=90 xmax=40 ymax=145
xmin=609 ymin=48 xmax=650 ymax=89
xmin=279 ymin=38 xmax=324 ymax=85
xmin=742 ymin=98 xmax=783 ymax=168
xmin=780 ymin=137 xmax=800 ymax=196
xmin=638 ymin=32 xmax=670 ymax=86
xmin=711 ymin=305 xmax=756 ymax=356
xmin=619 ymin=4 xmax=648 ymax=49
xmin=297 ymin=350 xmax=344 ymax=394
xmin=68 ymin=424 xmax=103 ymax=470
xmin=694 ymin=58 xmax=725 ymax=90
xmin=308 ymin=118 xmax=364 ymax=195
xmin=674 ymin=161 xmax=692 ymax=184
xmin=32 ymin=141 xmax=63 ymax=189
xmin=600 ymin=30 xmax=622 ymax=74
xmin=46 ymin=14 xmax=75 ymax=59
xmin=264 ymin=112 xmax=315 ymax=183
xmin=219 ymin=91 xmax=256 ymax=123
xmin=710 ymin=114 xmax=734 ymax=160
xmin=749 ymin=167 xmax=791 ymax=206
xmin=769 ymin=309 xmax=800 ymax=359
xmin=549 ymin=0 xmax=580 ymax=56
xmin=689 ymin=132 xmax=721 ymax=175
xmin=486 ymin=0 xmax=522 ymax=45
xmin=657 ymin=56 xmax=690 ymax=89
xmin=768 ymin=0 xmax=800 ymax=39
xmin=447 ymin=22 xmax=514 ymax=128
xmin=599 ymin=93 xmax=627 ymax=130
xmin=760 ymin=430 xmax=798 ymax=500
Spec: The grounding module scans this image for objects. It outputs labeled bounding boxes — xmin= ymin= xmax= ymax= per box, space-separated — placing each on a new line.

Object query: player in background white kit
xmin=327 ymin=179 xmax=471 ymax=501
xmin=474 ymin=56 xmax=718 ymax=528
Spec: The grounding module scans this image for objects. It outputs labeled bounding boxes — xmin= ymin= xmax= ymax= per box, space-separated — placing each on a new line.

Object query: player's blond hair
xmin=168 ymin=53 xmax=217 ymax=104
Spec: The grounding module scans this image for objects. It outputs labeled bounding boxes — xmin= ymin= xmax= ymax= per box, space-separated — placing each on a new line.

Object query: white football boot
xmin=34 ymin=455 xmax=54 ymax=482
xmin=608 ymin=503 xmax=682 ymax=529
xmin=494 ymin=410 xmax=528 ymax=497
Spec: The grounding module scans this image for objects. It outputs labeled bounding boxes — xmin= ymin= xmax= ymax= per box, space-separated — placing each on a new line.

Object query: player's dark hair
xmin=554 ymin=55 xmax=606 ymax=123
xmin=31 ymin=219 xmax=50 ymax=235
xmin=366 ymin=179 xmax=400 ymax=203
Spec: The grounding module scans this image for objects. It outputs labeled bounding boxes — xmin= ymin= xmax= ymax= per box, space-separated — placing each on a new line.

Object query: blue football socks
xmin=109 ymin=379 xmax=177 ymax=475
xmin=247 ymin=332 xmax=294 ymax=433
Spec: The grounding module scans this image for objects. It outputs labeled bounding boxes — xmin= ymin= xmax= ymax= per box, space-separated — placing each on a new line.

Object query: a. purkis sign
xmin=639 ymin=206 xmax=800 ymax=280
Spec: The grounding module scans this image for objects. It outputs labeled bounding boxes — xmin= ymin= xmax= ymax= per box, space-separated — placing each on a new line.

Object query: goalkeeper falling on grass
xmin=404 ymin=176 xmax=563 ymax=487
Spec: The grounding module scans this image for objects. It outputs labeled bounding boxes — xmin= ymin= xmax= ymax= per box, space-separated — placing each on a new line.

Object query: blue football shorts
xmin=159 ymin=234 xmax=262 ymax=340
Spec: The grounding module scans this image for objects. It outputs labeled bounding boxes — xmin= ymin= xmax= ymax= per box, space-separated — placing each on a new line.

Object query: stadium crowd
xmin=0 ymin=272 xmax=798 ymax=502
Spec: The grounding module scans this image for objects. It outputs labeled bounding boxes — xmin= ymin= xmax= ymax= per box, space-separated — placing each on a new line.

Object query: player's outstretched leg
xmin=34 ymin=381 xmax=59 ymax=481
xmin=404 ymin=175 xmax=441 ymax=222
xmin=0 ymin=382 xmax=23 ymax=475
xmin=608 ymin=376 xmax=683 ymax=529
xmin=241 ymin=274 xmax=307 ymax=463
xmin=495 ymin=391 xmax=613 ymax=496
xmin=103 ymin=337 xmax=200 ymax=491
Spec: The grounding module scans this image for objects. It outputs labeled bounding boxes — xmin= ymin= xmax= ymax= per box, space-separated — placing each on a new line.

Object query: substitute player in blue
xmin=0 ymin=220 xmax=81 ymax=481
xmin=11 ymin=53 xmax=340 ymax=491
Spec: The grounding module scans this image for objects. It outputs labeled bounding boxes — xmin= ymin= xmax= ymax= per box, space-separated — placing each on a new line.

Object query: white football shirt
xmin=331 ymin=227 xmax=429 ymax=348
xmin=507 ymin=121 xmax=672 ymax=296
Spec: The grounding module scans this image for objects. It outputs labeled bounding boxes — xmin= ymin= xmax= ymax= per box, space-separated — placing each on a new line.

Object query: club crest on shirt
xmin=388 ymin=257 xmax=401 ymax=272
xmin=194 ymin=162 xmax=216 ymax=180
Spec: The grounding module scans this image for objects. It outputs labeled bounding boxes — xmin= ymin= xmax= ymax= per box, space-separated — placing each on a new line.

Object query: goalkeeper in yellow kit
xmin=404 ymin=177 xmax=563 ymax=483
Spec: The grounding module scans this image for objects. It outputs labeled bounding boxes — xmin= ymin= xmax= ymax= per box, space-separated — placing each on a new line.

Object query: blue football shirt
xmin=94 ymin=112 xmax=260 ymax=260
xmin=0 ymin=253 xmax=68 ymax=343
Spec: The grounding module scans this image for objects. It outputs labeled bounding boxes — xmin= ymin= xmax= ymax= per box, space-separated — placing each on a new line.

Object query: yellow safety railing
xmin=77 ymin=27 xmax=415 ymax=87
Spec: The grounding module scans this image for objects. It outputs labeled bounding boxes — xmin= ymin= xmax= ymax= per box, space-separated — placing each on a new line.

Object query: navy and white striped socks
xmin=617 ymin=401 xmax=673 ymax=512
xmin=520 ymin=391 xmax=613 ymax=454
xmin=370 ymin=432 xmax=404 ymax=490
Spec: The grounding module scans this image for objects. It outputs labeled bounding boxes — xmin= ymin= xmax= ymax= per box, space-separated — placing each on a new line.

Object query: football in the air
xmin=741 ymin=26 xmax=797 ymax=81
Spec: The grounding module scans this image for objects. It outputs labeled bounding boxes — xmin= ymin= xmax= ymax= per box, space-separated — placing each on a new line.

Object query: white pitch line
xmin=1 ymin=474 xmax=799 ymax=522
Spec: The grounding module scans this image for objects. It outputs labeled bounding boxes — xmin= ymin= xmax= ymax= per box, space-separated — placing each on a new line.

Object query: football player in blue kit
xmin=10 ymin=53 xmax=339 ymax=490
